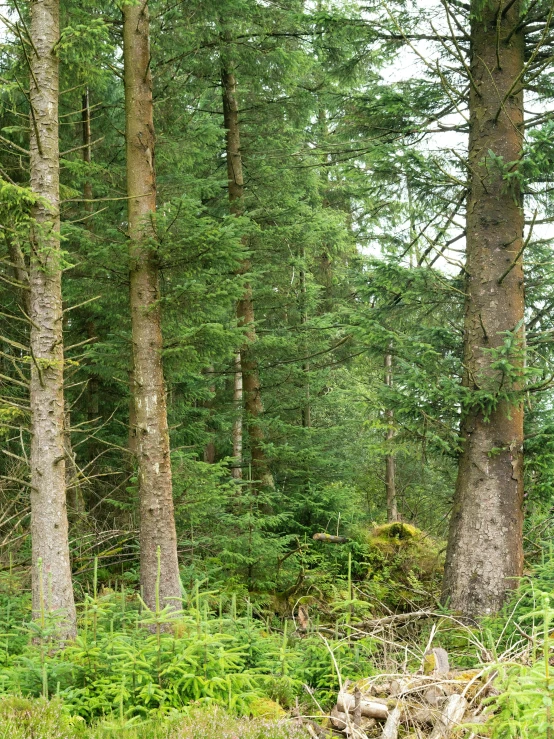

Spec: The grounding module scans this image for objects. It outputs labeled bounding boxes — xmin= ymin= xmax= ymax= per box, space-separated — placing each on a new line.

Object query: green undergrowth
xmin=482 ymin=593 xmax=554 ymax=739
xmin=2 ymin=542 xmax=552 ymax=736
xmin=0 ymin=563 xmax=378 ymax=723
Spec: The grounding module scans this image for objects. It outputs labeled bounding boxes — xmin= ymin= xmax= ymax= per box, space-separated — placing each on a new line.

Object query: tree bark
xmin=123 ymin=0 xmax=181 ymax=612
xmin=86 ymin=321 xmax=99 ymax=425
xmin=81 ymin=89 xmax=93 ymax=216
xmin=6 ymin=237 xmax=30 ymax=314
xmin=28 ymin=0 xmax=76 ymax=637
xmin=384 ymin=352 xmax=398 ymax=523
xmin=231 ymin=352 xmax=243 ymax=479
xmin=202 ymin=366 xmax=216 ymax=464
xmin=221 ymin=62 xmax=273 ymax=489
xmin=64 ymin=402 xmax=85 ymax=522
xmin=300 ymin=256 xmax=311 ymax=429
xmin=81 ymin=94 xmax=100 ymax=470
xmin=442 ymin=0 xmax=525 ymax=618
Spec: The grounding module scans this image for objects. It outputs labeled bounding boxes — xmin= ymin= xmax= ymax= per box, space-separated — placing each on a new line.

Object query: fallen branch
xmin=312 ymin=533 xmax=349 ymax=543
xmin=429 ymin=693 xmax=468 ymax=739
xmin=337 ymin=690 xmax=389 ymax=720
xmin=355 ymin=610 xmax=433 ymax=629
xmin=380 ymin=705 xmax=401 ymax=739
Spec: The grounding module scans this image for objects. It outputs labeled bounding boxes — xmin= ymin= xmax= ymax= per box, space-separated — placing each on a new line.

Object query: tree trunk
xmin=6 ymin=237 xmax=30 ymax=314
xmin=231 ymin=352 xmax=243 ymax=479
xmin=202 ymin=366 xmax=216 ymax=464
xmin=238 ymin=287 xmax=274 ymax=488
xmin=28 ymin=0 xmax=76 ymax=637
xmin=384 ymin=352 xmax=398 ymax=523
xmin=81 ymin=89 xmax=93 ymax=215
xmin=64 ymin=402 xmax=85 ymax=521
xmin=442 ymin=0 xmax=525 ymax=618
xmin=123 ymin=0 xmax=181 ymax=612
xmin=300 ymin=257 xmax=311 ymax=429
xmin=86 ymin=321 xmax=99 ymax=426
xmin=81 ymin=93 xmax=99 ymax=470
xmin=221 ymin=62 xmax=273 ymax=489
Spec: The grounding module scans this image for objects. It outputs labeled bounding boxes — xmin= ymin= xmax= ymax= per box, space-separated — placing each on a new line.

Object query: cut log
xmin=380 ymin=705 xmax=401 ymax=739
xmin=423 ymin=684 xmax=449 ymax=706
xmin=411 ymin=706 xmax=437 ymax=725
xmin=330 ymin=706 xmax=348 ymax=731
xmin=337 ymin=690 xmax=389 ymax=720
xmin=312 ymin=533 xmax=349 ymax=543
xmin=389 ymin=678 xmax=409 ymax=698
xmin=423 ymin=647 xmax=450 ymax=675
xmin=389 ymin=677 xmax=427 ymax=697
xmin=429 ymin=694 xmax=468 ymax=739
xmin=354 ymin=688 xmax=362 ymax=726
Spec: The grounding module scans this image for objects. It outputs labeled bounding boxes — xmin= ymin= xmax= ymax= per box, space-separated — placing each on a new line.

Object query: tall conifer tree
xmin=442 ymin=0 xmax=526 ymax=617
xmin=28 ymin=0 xmax=76 ymax=636
xmin=123 ymin=0 xmax=181 ymax=610
xmin=221 ymin=46 xmax=274 ymax=490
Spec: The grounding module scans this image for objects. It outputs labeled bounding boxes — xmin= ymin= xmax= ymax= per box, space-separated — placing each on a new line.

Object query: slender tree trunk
xmin=128 ymin=360 xmax=138 ymax=456
xmin=384 ymin=352 xmax=398 ymax=523
xmin=238 ymin=286 xmax=274 ymax=488
xmin=86 ymin=321 xmax=99 ymax=425
xmin=81 ymin=89 xmax=93 ymax=214
xmin=315 ymin=108 xmax=334 ymax=315
xmin=442 ymin=0 xmax=525 ymax=618
xmin=64 ymin=402 xmax=85 ymax=521
xmin=231 ymin=352 xmax=243 ymax=479
xmin=7 ymin=237 xmax=30 ymax=313
xmin=28 ymin=0 xmax=76 ymax=636
xmin=123 ymin=0 xmax=181 ymax=611
xmin=221 ymin=62 xmax=273 ymax=489
xmin=81 ymin=92 xmax=100 ymax=465
xmin=202 ymin=366 xmax=216 ymax=464
xmin=82 ymin=90 xmax=96 ymax=424
xmin=62 ymin=89 xmax=94 ymax=513
xmin=300 ymin=257 xmax=311 ymax=428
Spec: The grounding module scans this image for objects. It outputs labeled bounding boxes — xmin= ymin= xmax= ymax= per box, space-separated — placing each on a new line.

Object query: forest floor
xmin=0 ymin=699 xmax=310 ymax=739
xmin=1 ymin=523 xmax=552 ymax=738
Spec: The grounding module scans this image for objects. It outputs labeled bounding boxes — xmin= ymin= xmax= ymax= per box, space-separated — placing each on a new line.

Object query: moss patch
xmin=359 ymin=522 xmax=444 ymax=610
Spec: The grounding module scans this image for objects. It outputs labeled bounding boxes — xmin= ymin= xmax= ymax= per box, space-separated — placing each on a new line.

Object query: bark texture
xmin=231 ymin=352 xmax=243 ymax=479
xmin=7 ymin=237 xmax=30 ymax=314
xmin=29 ymin=0 xmax=76 ymax=636
xmin=300 ymin=259 xmax=311 ymax=429
xmin=202 ymin=366 xmax=216 ymax=464
xmin=123 ymin=0 xmax=181 ymax=611
xmin=81 ymin=89 xmax=93 ymax=216
xmin=384 ymin=352 xmax=398 ymax=523
xmin=221 ymin=63 xmax=273 ymax=489
xmin=442 ymin=0 xmax=525 ymax=617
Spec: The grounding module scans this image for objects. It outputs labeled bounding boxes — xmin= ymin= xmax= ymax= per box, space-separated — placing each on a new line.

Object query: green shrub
xmin=0 ymin=573 xmax=361 ymax=720
xmin=481 ymin=594 xmax=554 ymax=739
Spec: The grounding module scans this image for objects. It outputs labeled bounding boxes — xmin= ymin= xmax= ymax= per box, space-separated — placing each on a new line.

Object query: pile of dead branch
xmin=318 ymin=648 xmax=495 ymax=739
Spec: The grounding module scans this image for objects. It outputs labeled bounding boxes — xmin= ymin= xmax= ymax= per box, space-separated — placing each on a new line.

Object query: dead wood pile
xmin=320 ymin=649 xmax=495 ymax=739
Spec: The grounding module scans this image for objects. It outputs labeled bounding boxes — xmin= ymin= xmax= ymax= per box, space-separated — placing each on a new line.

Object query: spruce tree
xmin=28 ymin=0 xmax=76 ymax=637
xmin=123 ymin=0 xmax=181 ymax=611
